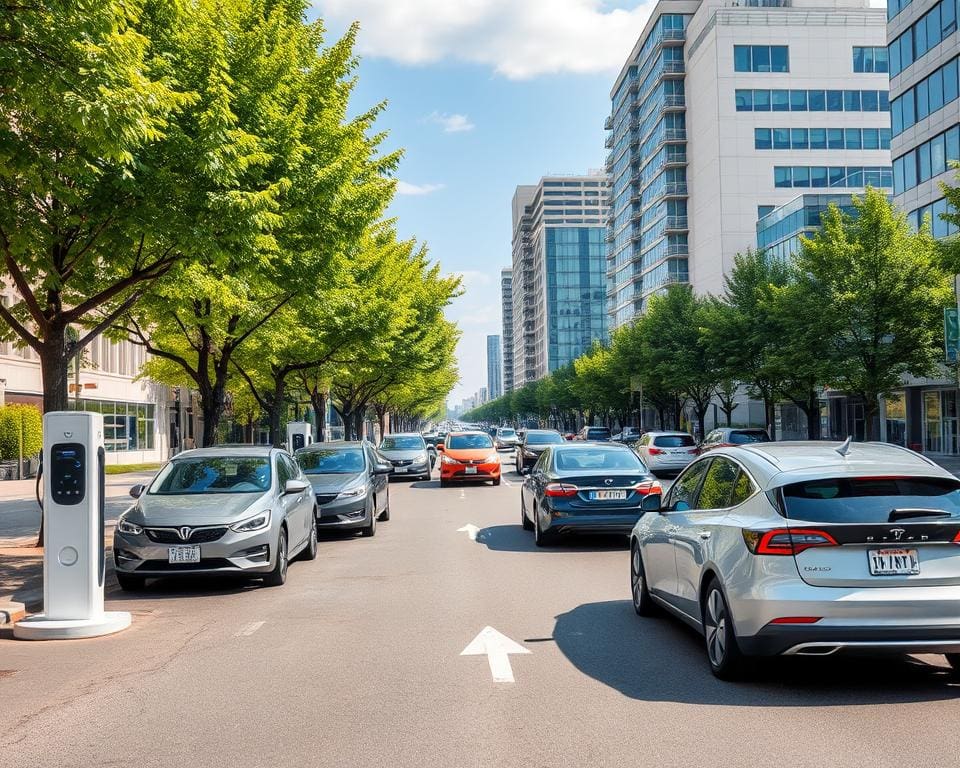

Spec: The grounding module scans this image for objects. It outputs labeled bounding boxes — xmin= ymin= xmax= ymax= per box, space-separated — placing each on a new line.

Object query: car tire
xmin=521 ymin=496 xmax=534 ymax=531
xmin=263 ymin=527 xmax=288 ymax=587
xmin=493 ymin=476 xmax=501 ymax=486
xmin=630 ymin=543 xmax=659 ymax=617
xmin=379 ymin=490 xmax=391 ymax=521
xmin=116 ymin=572 xmax=145 ymax=591
xmin=534 ymin=506 xmax=553 ymax=548
xmin=360 ymin=499 xmax=376 ymax=537
xmin=440 ymin=478 xmax=449 ymax=488
xmin=945 ymin=654 xmax=960 ymax=673
xmin=299 ymin=510 xmax=318 ymax=561
xmin=702 ymin=579 xmax=746 ymax=680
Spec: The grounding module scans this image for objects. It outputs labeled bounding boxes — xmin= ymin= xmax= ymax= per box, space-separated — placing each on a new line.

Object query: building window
xmin=892 ymin=124 xmax=960 ymax=195
xmin=852 ymin=46 xmax=888 ymax=73
xmin=734 ymin=45 xmax=789 ymax=72
xmin=754 ymin=127 xmax=890 ymax=150
xmin=890 ymin=0 xmax=959 ymax=77
xmin=735 ymin=89 xmax=888 ymax=112
xmin=891 ymin=58 xmax=959 ymax=137
xmin=754 ymin=128 xmax=772 ymax=149
xmin=70 ymin=399 xmax=156 ymax=452
xmin=773 ymin=166 xmax=893 ymax=189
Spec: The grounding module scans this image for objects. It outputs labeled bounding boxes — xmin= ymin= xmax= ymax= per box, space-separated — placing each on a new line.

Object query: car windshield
xmin=448 ymin=434 xmax=494 ymax=450
xmin=730 ymin=430 xmax=770 ymax=444
xmin=781 ymin=476 xmax=960 ymax=522
xmin=526 ymin=431 xmax=565 ymax=445
xmin=555 ymin=448 xmax=646 ymax=471
xmin=149 ymin=457 xmax=271 ymax=495
xmin=587 ymin=428 xmax=611 ymax=439
xmin=654 ymin=435 xmax=696 ymax=447
xmin=498 ymin=429 xmax=516 ymax=437
xmin=380 ymin=436 xmax=425 ymax=451
xmin=299 ymin=448 xmax=365 ymax=474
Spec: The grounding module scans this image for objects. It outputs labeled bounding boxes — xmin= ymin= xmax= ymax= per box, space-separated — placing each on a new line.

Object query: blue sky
xmin=310 ymin=1 xmax=655 ymax=405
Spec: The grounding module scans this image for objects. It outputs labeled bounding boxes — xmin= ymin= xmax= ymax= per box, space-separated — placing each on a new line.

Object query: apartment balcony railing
xmin=662 ymin=94 xmax=685 ymax=108
xmin=662 ymin=60 xmax=685 ymax=75
xmin=665 ymin=243 xmax=689 ymax=256
xmin=663 ymin=182 xmax=688 ymax=197
xmin=605 ymin=134 xmax=614 ymax=149
xmin=664 ymin=216 xmax=689 ymax=231
xmin=664 ymin=128 xmax=686 ymax=142
xmin=604 ymin=115 xmax=614 ymax=130
xmin=662 ymin=28 xmax=686 ymax=41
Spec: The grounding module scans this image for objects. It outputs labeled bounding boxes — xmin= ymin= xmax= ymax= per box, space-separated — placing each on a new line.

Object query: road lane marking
xmin=457 ymin=524 xmax=480 ymax=541
xmin=461 ymin=626 xmax=531 ymax=683
xmin=502 ymin=478 xmax=513 ymax=487
xmin=459 ymin=488 xmax=465 ymax=500
xmin=235 ymin=621 xmax=265 ymax=637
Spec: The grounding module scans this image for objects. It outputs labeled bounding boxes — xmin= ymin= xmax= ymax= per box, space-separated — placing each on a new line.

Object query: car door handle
xmin=698 ymin=531 xmax=711 ymax=540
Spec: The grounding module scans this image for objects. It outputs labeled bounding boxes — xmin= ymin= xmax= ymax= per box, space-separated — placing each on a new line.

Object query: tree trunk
xmin=200 ymin=384 xmax=227 ymax=448
xmin=39 ymin=325 xmax=70 ymax=413
xmin=353 ymin=410 xmax=365 ymax=441
xmin=696 ymin=406 xmax=708 ymax=444
xmin=268 ymin=376 xmax=286 ymax=448
xmin=310 ymin=391 xmax=327 ymax=441
xmin=865 ymin=397 xmax=880 ymax=442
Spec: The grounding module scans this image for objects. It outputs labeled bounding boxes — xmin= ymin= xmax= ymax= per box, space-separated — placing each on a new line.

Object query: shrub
xmin=0 ymin=405 xmax=43 ymax=460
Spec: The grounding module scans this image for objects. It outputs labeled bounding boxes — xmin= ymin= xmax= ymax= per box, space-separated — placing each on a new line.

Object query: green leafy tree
xmin=787 ymin=188 xmax=952 ymax=440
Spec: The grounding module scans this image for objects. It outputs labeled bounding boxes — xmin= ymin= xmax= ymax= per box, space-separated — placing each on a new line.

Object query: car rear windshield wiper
xmin=888 ymin=508 xmax=953 ymax=522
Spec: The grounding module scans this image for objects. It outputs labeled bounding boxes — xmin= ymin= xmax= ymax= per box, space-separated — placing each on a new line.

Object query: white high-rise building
xmin=606 ymin=0 xmax=891 ymax=328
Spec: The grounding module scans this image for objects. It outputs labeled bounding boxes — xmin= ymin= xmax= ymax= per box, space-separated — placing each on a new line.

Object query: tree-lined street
xmin=2 ymin=471 xmax=960 ymax=767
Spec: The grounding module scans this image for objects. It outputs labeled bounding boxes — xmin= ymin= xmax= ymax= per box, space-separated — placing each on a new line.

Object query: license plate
xmin=168 ymin=546 xmax=201 ymax=564
xmin=465 ymin=466 xmax=478 ymax=474
xmin=590 ymin=490 xmax=627 ymax=500
xmin=394 ymin=466 xmax=407 ymax=473
xmin=868 ymin=548 xmax=920 ymax=576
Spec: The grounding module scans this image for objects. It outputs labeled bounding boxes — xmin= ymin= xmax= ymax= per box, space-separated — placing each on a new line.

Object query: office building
xmin=500 ymin=268 xmax=515 ymax=393
xmin=888 ymin=0 xmax=960 ymax=455
xmin=511 ymin=175 xmax=610 ymax=386
xmin=606 ymin=0 xmax=892 ymax=329
xmin=486 ymin=335 xmax=503 ymax=400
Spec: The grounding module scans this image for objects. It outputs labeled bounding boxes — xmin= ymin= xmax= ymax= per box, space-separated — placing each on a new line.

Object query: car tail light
xmin=742 ymin=528 xmax=838 ymax=555
xmin=768 ymin=616 xmax=822 ymax=625
xmin=953 ymin=530 xmax=960 ymax=544
xmin=632 ymin=480 xmax=662 ymax=495
xmin=689 ymin=447 xmax=700 ymax=455
xmin=545 ymin=482 xmax=579 ymax=498
xmin=647 ymin=447 xmax=663 ymax=455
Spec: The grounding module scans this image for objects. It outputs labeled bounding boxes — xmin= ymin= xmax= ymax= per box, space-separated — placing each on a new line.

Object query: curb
xmin=0 ymin=601 xmax=27 ymax=626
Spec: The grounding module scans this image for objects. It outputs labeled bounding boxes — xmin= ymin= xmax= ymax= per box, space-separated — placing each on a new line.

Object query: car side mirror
xmin=129 ymin=484 xmax=146 ymax=499
xmin=374 ymin=463 xmax=393 ymax=475
xmin=640 ymin=493 xmax=663 ymax=513
xmin=284 ymin=479 xmax=309 ymax=495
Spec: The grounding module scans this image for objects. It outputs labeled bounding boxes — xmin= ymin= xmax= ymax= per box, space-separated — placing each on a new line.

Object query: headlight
xmin=523 ymin=449 xmax=537 ymax=457
xmin=232 ymin=510 xmax=271 ymax=532
xmin=484 ymin=454 xmax=500 ymax=464
xmin=337 ymin=485 xmax=367 ymax=499
xmin=117 ymin=517 xmax=143 ymax=535
xmin=441 ymin=454 xmax=458 ymax=465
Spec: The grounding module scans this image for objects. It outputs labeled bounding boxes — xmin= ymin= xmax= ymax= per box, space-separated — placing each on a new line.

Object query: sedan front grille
xmin=145 ymin=527 xmax=228 ymax=544
xmin=315 ymin=494 xmax=338 ymax=506
xmin=392 ymin=459 xmax=415 ymax=467
xmin=137 ymin=558 xmax=234 ymax=572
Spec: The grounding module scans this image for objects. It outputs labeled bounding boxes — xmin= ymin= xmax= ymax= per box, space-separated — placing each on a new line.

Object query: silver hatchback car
xmin=630 ymin=441 xmax=960 ymax=679
xmin=113 ymin=446 xmax=317 ymax=590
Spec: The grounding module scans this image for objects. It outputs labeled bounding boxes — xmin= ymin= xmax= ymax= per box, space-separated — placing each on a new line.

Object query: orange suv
xmin=439 ymin=431 xmax=501 ymax=487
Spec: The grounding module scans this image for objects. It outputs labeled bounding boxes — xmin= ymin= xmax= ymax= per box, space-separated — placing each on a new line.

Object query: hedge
xmin=0 ymin=404 xmax=43 ymax=460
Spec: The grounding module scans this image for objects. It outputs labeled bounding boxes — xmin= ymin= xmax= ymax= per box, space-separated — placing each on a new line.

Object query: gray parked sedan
xmin=378 ymin=433 xmax=433 ymax=481
xmin=113 ymin=446 xmax=317 ymax=590
xmin=297 ymin=442 xmax=392 ymax=537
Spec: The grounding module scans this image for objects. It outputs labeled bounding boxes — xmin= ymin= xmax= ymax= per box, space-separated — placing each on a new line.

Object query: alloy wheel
xmin=631 ymin=547 xmax=643 ymax=609
xmin=704 ymin=588 xmax=726 ymax=667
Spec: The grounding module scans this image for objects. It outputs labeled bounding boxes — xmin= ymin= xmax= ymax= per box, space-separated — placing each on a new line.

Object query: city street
xmin=1 ymin=466 xmax=959 ymax=768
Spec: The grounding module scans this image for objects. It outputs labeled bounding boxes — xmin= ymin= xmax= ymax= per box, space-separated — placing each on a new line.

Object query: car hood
xmin=378 ymin=449 xmax=427 ymax=461
xmin=132 ymin=493 xmax=267 ymax=525
xmin=446 ymin=448 xmax=498 ymax=461
xmin=304 ymin=472 xmax=366 ymax=492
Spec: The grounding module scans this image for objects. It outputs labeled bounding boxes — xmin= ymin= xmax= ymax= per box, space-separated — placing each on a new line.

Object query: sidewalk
xmin=0 ymin=471 xmax=155 ymax=624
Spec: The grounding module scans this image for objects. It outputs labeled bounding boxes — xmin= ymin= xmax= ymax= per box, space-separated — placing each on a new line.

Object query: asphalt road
xmin=1 ymin=463 xmax=958 ymax=767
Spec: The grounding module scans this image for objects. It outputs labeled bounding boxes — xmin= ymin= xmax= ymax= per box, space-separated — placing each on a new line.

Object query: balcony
xmin=662 ymin=28 xmax=686 ymax=41
xmin=664 ymin=216 xmax=688 ymax=231
xmin=604 ymin=115 xmax=614 ymax=130
xmin=664 ymin=128 xmax=686 ymax=142
xmin=662 ymin=60 xmax=684 ymax=75
xmin=665 ymin=243 xmax=689 ymax=256
xmin=663 ymin=94 xmax=685 ymax=109
xmin=663 ymin=182 xmax=688 ymax=197
xmin=605 ymin=134 xmax=614 ymax=149
xmin=664 ymin=151 xmax=687 ymax=167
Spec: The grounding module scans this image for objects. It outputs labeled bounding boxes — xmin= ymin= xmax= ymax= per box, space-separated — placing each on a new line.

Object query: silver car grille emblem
xmin=604 ymin=478 xmax=614 ymax=486
xmin=179 ymin=526 xmax=193 ymax=541
xmin=889 ymin=528 xmax=906 ymax=541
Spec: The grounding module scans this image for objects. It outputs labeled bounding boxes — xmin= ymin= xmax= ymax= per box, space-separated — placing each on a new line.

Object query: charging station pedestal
xmin=286 ymin=421 xmax=313 ymax=452
xmin=15 ymin=412 xmax=131 ymax=640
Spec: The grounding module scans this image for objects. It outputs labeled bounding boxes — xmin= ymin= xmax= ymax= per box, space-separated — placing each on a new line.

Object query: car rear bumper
xmin=738 ymin=624 xmax=960 ymax=657
xmin=543 ymin=513 xmax=642 ymax=536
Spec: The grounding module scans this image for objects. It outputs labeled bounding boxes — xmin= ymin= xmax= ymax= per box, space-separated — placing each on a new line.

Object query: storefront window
xmin=925 ymin=391 xmax=943 ymax=453
xmin=884 ymin=393 xmax=906 ymax=446
xmin=70 ymin=399 xmax=156 ymax=452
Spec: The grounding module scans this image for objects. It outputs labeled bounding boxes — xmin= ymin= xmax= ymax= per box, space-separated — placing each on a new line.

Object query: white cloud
xmin=313 ymin=0 xmax=655 ymax=79
xmin=424 ymin=111 xmax=475 ymax=133
xmin=395 ymin=180 xmax=446 ymax=196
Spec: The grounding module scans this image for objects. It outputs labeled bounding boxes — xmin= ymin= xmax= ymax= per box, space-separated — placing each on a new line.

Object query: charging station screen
xmin=51 ymin=443 xmax=86 ymax=505
xmin=292 ymin=434 xmax=305 ymax=450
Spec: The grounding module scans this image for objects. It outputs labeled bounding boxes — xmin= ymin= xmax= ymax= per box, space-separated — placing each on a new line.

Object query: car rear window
xmin=781 ymin=476 xmax=960 ymax=523
xmin=526 ymin=431 xmax=565 ymax=445
xmin=587 ymin=428 xmax=611 ymax=439
xmin=498 ymin=429 xmax=516 ymax=437
xmin=556 ymin=447 xmax=645 ymax=471
xmin=653 ymin=435 xmax=696 ymax=448
xmin=730 ymin=430 xmax=770 ymax=444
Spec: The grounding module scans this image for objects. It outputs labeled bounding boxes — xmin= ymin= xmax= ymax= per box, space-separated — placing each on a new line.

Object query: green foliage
xmin=0 ymin=405 xmax=43 ymax=460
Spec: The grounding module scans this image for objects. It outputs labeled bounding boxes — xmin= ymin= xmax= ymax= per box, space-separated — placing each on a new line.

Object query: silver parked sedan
xmin=630 ymin=441 xmax=960 ymax=679
xmin=378 ymin=433 xmax=433 ymax=481
xmin=631 ymin=430 xmax=699 ymax=477
xmin=113 ymin=447 xmax=317 ymax=590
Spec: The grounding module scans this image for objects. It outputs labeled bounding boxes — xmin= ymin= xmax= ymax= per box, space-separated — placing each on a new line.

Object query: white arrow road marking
xmin=461 ymin=626 xmax=531 ymax=683
xmin=235 ymin=621 xmax=265 ymax=637
xmin=457 ymin=524 xmax=480 ymax=541
xmin=459 ymin=488 xmax=466 ymax=500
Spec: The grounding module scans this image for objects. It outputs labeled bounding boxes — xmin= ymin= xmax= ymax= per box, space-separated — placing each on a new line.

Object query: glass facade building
xmin=606 ymin=11 xmax=691 ymax=329
xmin=500 ymin=269 xmax=514 ymax=393
xmin=486 ymin=335 xmax=503 ymax=400
xmin=756 ymin=193 xmax=862 ymax=262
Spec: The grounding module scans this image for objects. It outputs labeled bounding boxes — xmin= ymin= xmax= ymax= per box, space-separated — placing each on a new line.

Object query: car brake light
xmin=742 ymin=528 xmax=838 ymax=555
xmin=689 ymin=447 xmax=700 ymax=455
xmin=952 ymin=530 xmax=960 ymax=544
xmin=768 ymin=616 xmax=822 ymax=625
xmin=545 ymin=482 xmax=579 ymax=498
xmin=647 ymin=447 xmax=663 ymax=455
xmin=633 ymin=480 xmax=662 ymax=495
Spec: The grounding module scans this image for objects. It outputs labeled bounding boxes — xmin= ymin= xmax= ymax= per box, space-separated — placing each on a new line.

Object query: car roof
xmin=447 ymin=431 xmax=490 ymax=436
xmin=299 ymin=441 xmax=365 ymax=450
xmin=644 ymin=431 xmax=692 ymax=437
xmin=526 ymin=429 xmax=561 ymax=434
xmin=383 ymin=433 xmax=422 ymax=438
xmin=173 ymin=446 xmax=273 ymax=459
xmin=711 ymin=441 xmax=951 ymax=488
xmin=555 ymin=441 xmax=629 ymax=450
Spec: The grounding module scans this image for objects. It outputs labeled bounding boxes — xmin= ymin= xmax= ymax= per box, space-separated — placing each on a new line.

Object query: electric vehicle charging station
xmin=14 ymin=411 xmax=131 ymax=640
xmin=286 ymin=421 xmax=313 ymax=452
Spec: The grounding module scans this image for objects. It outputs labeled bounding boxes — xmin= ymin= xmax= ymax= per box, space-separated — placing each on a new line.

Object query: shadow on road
xmin=553 ymin=600 xmax=960 ymax=705
xmin=410 ymin=480 xmax=441 ymax=489
xmin=476 ymin=524 xmax=629 ymax=553
xmin=106 ymin=574 xmax=260 ymax=602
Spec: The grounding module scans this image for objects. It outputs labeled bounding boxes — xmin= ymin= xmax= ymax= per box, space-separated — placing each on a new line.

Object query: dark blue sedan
xmin=520 ymin=442 xmax=661 ymax=546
